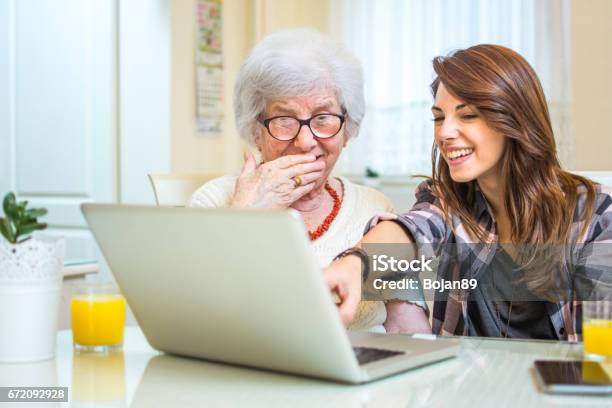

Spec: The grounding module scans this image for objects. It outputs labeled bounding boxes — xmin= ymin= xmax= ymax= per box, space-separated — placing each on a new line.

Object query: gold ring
xmin=292 ymin=175 xmax=303 ymax=187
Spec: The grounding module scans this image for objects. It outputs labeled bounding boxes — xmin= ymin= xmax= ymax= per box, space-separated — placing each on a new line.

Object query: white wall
xmin=170 ymin=0 xmax=251 ymax=176
xmin=119 ymin=0 xmax=172 ymax=204
xmin=571 ymin=0 xmax=612 ymax=171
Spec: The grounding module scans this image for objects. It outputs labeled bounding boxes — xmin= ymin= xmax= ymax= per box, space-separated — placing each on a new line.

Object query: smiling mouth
xmin=446 ymin=148 xmax=474 ymax=162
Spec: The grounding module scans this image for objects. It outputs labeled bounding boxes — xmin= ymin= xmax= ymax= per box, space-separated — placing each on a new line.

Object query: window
xmin=331 ymin=0 xmax=572 ymax=176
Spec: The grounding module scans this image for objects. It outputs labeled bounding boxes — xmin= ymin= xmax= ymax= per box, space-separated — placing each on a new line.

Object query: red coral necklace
xmin=309 ymin=182 xmax=341 ymax=241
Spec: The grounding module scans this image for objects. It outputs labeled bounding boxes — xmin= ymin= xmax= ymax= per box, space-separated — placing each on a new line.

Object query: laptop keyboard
xmin=353 ymin=347 xmax=405 ymax=365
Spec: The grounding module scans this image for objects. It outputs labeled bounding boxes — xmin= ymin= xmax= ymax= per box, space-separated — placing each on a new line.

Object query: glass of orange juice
xmin=71 ymin=282 xmax=126 ymax=352
xmin=583 ymin=301 xmax=612 ymax=360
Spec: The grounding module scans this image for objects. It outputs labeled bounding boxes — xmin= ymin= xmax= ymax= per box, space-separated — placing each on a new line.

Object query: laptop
xmin=81 ymin=204 xmax=459 ymax=383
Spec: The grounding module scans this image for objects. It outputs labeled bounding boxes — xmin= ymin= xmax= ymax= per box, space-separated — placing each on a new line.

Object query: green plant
xmin=0 ymin=192 xmax=48 ymax=244
xmin=365 ymin=167 xmax=380 ymax=178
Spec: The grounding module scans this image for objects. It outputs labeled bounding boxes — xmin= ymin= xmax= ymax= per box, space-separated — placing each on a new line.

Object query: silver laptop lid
xmin=81 ymin=204 xmax=362 ymax=382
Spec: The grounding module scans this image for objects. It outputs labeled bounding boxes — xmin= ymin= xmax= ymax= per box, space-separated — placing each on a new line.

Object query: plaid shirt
xmin=367 ymin=180 xmax=612 ymax=341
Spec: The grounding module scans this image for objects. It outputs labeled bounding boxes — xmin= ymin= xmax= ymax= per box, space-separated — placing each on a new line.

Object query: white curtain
xmin=330 ymin=0 xmax=572 ymax=176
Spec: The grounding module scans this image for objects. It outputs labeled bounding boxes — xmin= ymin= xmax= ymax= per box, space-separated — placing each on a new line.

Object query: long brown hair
xmin=430 ymin=44 xmax=595 ymax=296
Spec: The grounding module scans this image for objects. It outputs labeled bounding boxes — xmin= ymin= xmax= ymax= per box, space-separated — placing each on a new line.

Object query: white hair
xmin=233 ymin=28 xmax=365 ymax=144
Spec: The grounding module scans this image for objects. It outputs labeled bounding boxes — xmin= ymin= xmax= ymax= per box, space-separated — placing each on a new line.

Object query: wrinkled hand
xmin=230 ymin=152 xmax=325 ymax=209
xmin=323 ymin=255 xmax=363 ymax=326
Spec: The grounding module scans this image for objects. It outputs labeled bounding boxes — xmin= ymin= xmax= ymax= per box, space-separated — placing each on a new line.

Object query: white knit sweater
xmin=188 ymin=175 xmax=394 ymax=332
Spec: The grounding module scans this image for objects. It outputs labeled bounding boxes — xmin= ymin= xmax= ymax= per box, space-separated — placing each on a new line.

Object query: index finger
xmin=338 ymin=293 xmax=360 ymax=326
xmin=335 ymin=280 xmax=360 ymax=325
xmin=273 ymin=154 xmax=316 ymax=169
xmin=323 ymin=266 xmax=360 ymax=325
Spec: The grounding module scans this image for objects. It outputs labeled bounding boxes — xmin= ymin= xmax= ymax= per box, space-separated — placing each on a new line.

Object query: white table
xmin=0 ymin=327 xmax=610 ymax=407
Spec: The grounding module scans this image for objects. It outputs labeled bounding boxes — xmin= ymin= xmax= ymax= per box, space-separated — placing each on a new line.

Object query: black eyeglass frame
xmin=259 ymin=113 xmax=346 ymax=141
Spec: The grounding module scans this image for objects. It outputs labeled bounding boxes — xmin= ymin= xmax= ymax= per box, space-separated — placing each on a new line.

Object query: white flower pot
xmin=0 ymin=236 xmax=65 ymax=363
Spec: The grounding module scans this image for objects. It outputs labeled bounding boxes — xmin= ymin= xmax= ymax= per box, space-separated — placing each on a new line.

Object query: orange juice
xmin=71 ymin=294 xmax=126 ymax=347
xmin=583 ymin=319 xmax=612 ymax=357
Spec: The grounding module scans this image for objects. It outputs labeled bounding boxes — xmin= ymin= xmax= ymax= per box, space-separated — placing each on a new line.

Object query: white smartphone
xmin=534 ymin=360 xmax=612 ymax=395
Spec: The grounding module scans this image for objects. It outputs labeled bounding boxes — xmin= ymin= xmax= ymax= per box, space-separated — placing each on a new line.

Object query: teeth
xmin=448 ymin=149 xmax=473 ymax=159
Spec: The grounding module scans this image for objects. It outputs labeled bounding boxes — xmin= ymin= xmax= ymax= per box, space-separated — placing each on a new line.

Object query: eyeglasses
xmin=259 ymin=113 xmax=345 ymax=141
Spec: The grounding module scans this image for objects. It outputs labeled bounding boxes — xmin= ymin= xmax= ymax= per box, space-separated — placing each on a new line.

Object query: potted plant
xmin=0 ymin=192 xmax=65 ymax=362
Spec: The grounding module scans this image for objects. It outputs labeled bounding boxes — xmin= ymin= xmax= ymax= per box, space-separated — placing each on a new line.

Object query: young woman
xmin=325 ymin=44 xmax=612 ymax=340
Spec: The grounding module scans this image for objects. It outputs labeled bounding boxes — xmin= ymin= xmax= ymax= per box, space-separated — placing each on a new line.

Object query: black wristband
xmin=333 ymin=247 xmax=370 ymax=283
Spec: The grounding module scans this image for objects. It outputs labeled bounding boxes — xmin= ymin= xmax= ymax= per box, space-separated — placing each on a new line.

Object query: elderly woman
xmin=189 ymin=29 xmax=395 ymax=332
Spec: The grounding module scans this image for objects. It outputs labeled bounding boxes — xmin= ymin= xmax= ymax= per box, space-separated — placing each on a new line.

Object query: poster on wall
xmin=195 ymin=0 xmax=223 ymax=137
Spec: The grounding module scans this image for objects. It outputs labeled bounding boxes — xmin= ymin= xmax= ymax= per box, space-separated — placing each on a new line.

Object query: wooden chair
xmin=147 ymin=173 xmax=221 ymax=206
